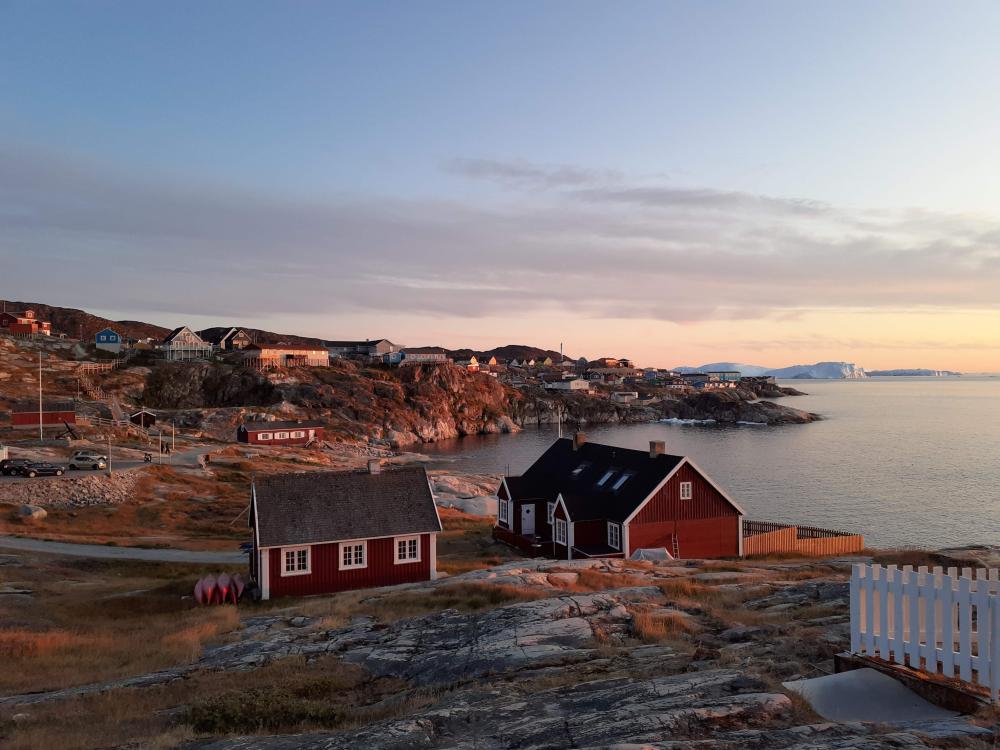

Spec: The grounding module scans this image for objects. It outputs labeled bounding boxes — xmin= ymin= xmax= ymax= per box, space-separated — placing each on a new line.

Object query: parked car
xmin=68 ymin=451 xmax=108 ymax=470
xmin=0 ymin=458 xmax=32 ymax=476
xmin=18 ymin=462 xmax=66 ymax=478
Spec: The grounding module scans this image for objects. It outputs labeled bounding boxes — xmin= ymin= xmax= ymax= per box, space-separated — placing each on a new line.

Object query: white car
xmin=68 ymin=451 xmax=108 ymax=470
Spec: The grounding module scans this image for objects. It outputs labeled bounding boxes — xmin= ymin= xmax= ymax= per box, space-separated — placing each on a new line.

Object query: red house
xmin=237 ymin=420 xmax=325 ymax=446
xmin=0 ymin=309 xmax=51 ymax=336
xmin=493 ymin=433 xmax=744 ymax=560
xmin=250 ymin=463 xmax=442 ymax=600
xmin=10 ymin=400 xmax=76 ymax=430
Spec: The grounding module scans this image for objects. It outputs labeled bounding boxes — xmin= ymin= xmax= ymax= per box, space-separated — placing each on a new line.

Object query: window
xmin=282 ymin=546 xmax=310 ymax=576
xmin=291 ymin=431 xmax=305 ymax=438
xmin=547 ymin=501 xmax=555 ymax=524
xmin=608 ymin=523 xmax=621 ymax=550
xmin=257 ymin=432 xmax=272 ymax=440
xmin=612 ymin=471 xmax=635 ymax=490
xmin=554 ymin=518 xmax=568 ymax=545
xmin=597 ymin=470 xmax=616 ymax=486
xmin=339 ymin=541 xmax=367 ymax=570
xmin=395 ymin=535 xmax=421 ymax=563
xmin=499 ymin=499 xmax=509 ymax=524
xmin=680 ymin=481 xmax=693 ymax=500
xmin=275 ymin=432 xmax=289 ymax=440
xmin=571 ymin=461 xmax=590 ymax=477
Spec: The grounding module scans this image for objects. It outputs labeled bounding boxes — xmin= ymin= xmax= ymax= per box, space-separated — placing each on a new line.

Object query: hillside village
xmin=0 ymin=301 xmax=994 ymax=749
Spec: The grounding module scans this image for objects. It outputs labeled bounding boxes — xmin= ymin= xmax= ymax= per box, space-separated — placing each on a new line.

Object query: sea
xmin=417 ymin=377 xmax=1000 ymax=549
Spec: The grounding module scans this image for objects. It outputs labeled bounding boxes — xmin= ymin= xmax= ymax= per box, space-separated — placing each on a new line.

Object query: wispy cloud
xmin=3 ymin=147 xmax=1000 ymax=327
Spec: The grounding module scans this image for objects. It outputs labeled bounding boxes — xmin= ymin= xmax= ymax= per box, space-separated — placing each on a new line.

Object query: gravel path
xmin=0 ymin=535 xmax=245 ymax=563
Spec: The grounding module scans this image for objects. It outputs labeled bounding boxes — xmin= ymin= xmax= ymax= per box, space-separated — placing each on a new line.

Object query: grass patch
xmin=630 ymin=605 xmax=697 ymax=642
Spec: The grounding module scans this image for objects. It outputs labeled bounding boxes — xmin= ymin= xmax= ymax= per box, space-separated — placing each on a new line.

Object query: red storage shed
xmin=10 ymin=400 xmax=76 ymax=430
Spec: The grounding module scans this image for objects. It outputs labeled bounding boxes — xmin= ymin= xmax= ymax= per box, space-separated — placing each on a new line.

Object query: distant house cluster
xmin=0 ymin=309 xmax=51 ymax=337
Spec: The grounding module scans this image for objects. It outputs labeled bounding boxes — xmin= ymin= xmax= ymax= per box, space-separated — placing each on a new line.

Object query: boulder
xmin=18 ymin=505 xmax=47 ymax=521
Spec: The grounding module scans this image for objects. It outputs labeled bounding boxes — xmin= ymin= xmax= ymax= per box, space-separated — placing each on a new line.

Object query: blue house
xmin=95 ymin=327 xmax=122 ymax=354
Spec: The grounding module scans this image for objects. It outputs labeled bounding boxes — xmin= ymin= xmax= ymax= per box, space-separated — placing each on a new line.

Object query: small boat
xmin=217 ymin=573 xmax=231 ymax=604
xmin=194 ymin=578 xmax=206 ymax=605
xmin=202 ymin=575 xmax=217 ymax=605
xmin=232 ymin=573 xmax=245 ymax=603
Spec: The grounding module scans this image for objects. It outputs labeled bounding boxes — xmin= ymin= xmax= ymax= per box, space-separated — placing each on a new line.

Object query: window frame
xmin=257 ymin=432 xmax=273 ymax=441
xmin=281 ymin=545 xmax=311 ymax=576
xmin=607 ymin=523 xmax=621 ymax=550
xmin=275 ymin=431 xmax=289 ymax=440
xmin=291 ymin=430 xmax=305 ymax=438
xmin=612 ymin=471 xmax=634 ymax=490
xmin=498 ymin=498 xmax=509 ymax=524
xmin=554 ymin=518 xmax=568 ymax=545
xmin=546 ymin=501 xmax=555 ymax=524
xmin=338 ymin=540 xmax=368 ymax=570
xmin=597 ymin=470 xmax=616 ymax=486
xmin=394 ymin=535 xmax=422 ymax=564
xmin=680 ymin=481 xmax=693 ymax=500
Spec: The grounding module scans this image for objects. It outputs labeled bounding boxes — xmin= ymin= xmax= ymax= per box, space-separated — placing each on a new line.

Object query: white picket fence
xmin=850 ymin=563 xmax=1000 ymax=701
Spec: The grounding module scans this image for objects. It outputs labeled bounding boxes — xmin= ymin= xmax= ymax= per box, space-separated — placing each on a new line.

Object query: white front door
xmin=521 ymin=504 xmax=535 ymax=536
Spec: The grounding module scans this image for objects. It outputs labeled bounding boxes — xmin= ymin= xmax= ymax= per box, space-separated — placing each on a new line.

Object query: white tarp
xmin=630 ymin=548 xmax=673 ymax=561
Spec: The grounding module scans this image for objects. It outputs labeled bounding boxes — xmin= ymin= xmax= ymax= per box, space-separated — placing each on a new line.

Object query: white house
xmin=544 ymin=379 xmax=590 ymax=392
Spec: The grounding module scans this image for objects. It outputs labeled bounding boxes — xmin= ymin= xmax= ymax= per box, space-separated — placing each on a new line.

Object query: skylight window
xmin=571 ymin=461 xmax=590 ymax=478
xmin=612 ymin=471 xmax=635 ymax=490
xmin=597 ymin=470 xmax=616 ymax=486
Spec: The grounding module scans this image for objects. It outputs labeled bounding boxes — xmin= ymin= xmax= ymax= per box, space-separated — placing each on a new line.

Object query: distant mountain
xmin=673 ymin=361 xmax=868 ymax=379
xmin=447 ymin=344 xmax=570 ymax=363
xmin=0 ymin=299 xmax=170 ymax=342
xmin=673 ymin=362 xmax=771 ymax=376
xmin=867 ymin=369 xmax=962 ymax=377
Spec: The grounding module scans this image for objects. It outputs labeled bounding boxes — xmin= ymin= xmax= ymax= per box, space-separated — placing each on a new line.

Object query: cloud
xmin=2 ymin=147 xmax=1000 ymax=328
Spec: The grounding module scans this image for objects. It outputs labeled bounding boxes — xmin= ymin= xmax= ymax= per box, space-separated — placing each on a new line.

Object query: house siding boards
xmin=11 ymin=401 xmax=76 ymax=428
xmin=264 ymin=533 xmax=433 ymax=598
xmin=238 ymin=421 xmax=324 ymax=446
xmin=627 ymin=463 xmax=741 ymax=559
xmin=163 ymin=327 xmax=213 ymax=361
xmin=95 ymin=328 xmax=122 ymax=353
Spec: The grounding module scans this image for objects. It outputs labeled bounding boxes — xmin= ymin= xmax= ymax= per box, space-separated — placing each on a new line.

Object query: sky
xmin=2 ymin=1 xmax=1000 ymax=371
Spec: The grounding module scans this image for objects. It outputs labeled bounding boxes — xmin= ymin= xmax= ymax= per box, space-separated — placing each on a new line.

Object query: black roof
xmin=253 ymin=466 xmax=442 ymax=548
xmin=505 ymin=438 xmax=685 ymax=523
xmin=240 ymin=420 xmax=325 ymax=432
xmin=197 ymin=326 xmax=238 ymax=345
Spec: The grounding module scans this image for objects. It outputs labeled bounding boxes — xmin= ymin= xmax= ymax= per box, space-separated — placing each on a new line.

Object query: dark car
xmin=17 ymin=462 xmax=66 ymax=478
xmin=0 ymin=458 xmax=32 ymax=477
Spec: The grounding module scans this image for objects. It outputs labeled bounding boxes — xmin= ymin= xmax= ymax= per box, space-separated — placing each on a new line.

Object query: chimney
xmin=649 ymin=440 xmax=665 ymax=459
xmin=367 ymin=459 xmax=381 ymax=474
xmin=573 ymin=432 xmax=586 ymax=451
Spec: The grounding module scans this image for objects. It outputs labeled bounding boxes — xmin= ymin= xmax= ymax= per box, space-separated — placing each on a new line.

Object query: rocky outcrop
xmin=143 ymin=363 xmax=280 ymax=409
xmin=659 ymin=390 xmax=818 ymax=425
xmin=0 ymin=472 xmax=140 ymax=508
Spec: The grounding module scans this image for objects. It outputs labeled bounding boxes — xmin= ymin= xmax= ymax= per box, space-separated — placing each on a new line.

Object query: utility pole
xmin=158 ymin=432 xmax=163 ymax=464
xmin=172 ymin=421 xmax=176 ymax=453
xmin=38 ymin=351 xmax=43 ymax=441
xmin=106 ymin=432 xmax=112 ymax=477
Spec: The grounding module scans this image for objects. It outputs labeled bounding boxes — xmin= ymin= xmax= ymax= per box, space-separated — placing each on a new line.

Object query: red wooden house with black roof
xmin=494 ymin=433 xmax=744 ymax=560
xmin=250 ymin=463 xmax=442 ymax=599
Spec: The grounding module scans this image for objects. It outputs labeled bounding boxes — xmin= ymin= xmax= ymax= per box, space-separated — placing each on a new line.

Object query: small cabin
xmin=95 ymin=328 xmax=122 ymax=354
xmin=10 ymin=401 xmax=76 ymax=430
xmin=250 ymin=464 xmax=442 ymax=599
xmin=237 ymin=420 xmax=325 ymax=446
xmin=130 ymin=409 xmax=157 ymax=429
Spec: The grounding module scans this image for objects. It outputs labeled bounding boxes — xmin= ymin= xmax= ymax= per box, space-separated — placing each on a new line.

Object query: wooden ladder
xmin=671 ymin=534 xmax=680 ymax=559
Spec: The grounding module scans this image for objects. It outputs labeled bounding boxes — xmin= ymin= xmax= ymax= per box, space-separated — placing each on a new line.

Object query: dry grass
xmin=630 ymin=605 xmax=697 ymax=642
xmin=0 ymin=556 xmax=242 ymax=694
xmin=545 ymin=567 xmax=648 ymax=593
xmin=1 ymin=655 xmax=440 ymax=750
xmin=435 ymin=508 xmax=520 ymax=575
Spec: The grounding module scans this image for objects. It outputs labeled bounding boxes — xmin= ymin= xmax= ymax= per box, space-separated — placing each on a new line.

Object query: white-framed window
xmin=597 ymin=470 xmax=616 ymax=486
xmin=680 ymin=481 xmax=693 ymax=500
xmin=547 ymin=501 xmax=555 ymax=524
xmin=395 ymin=535 xmax=421 ymax=564
xmin=339 ymin=541 xmax=367 ymax=570
xmin=608 ymin=523 xmax=621 ymax=550
xmin=554 ymin=518 xmax=568 ymax=545
xmin=257 ymin=432 xmax=273 ymax=440
xmin=499 ymin=498 xmax=509 ymax=524
xmin=275 ymin=431 xmax=289 ymax=440
xmin=282 ymin=545 xmax=311 ymax=576
xmin=291 ymin=430 xmax=305 ymax=438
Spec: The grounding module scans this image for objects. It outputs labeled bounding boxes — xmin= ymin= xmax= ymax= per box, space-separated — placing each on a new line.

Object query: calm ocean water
xmin=417 ymin=378 xmax=1000 ymax=549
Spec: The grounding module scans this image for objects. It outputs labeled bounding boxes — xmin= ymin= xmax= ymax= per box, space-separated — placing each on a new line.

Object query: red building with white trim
xmin=237 ymin=420 xmax=325 ymax=446
xmin=0 ymin=309 xmax=51 ymax=336
xmin=494 ymin=434 xmax=743 ymax=560
xmin=250 ymin=463 xmax=442 ymax=600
